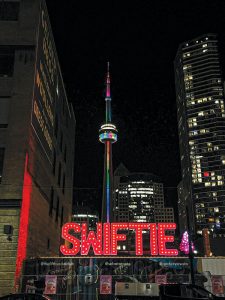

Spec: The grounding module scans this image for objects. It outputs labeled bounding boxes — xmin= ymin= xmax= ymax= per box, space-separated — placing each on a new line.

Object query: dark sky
xmin=46 ymin=0 xmax=225 ymax=213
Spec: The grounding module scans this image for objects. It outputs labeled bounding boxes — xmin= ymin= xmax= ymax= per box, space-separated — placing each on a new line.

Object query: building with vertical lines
xmin=113 ymin=164 xmax=174 ymax=224
xmin=175 ymin=34 xmax=225 ymax=236
xmin=0 ymin=0 xmax=75 ymax=295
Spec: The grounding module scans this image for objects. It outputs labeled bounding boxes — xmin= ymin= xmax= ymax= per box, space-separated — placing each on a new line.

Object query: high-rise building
xmin=99 ymin=63 xmax=117 ymax=222
xmin=175 ymin=34 xmax=225 ymax=236
xmin=113 ymin=164 xmax=174 ymax=252
xmin=0 ymin=0 xmax=75 ymax=294
xmin=72 ymin=205 xmax=99 ymax=230
xmin=113 ymin=164 xmax=174 ymax=223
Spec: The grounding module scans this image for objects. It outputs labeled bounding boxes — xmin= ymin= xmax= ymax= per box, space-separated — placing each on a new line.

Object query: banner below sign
xmin=155 ymin=274 xmax=167 ymax=285
xmin=211 ymin=275 xmax=224 ymax=296
xmin=100 ymin=275 xmax=112 ymax=294
xmin=44 ymin=275 xmax=57 ymax=295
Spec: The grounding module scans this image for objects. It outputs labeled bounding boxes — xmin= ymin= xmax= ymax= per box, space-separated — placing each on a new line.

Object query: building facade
xmin=113 ymin=164 xmax=174 ymax=252
xmin=175 ymin=34 xmax=225 ymax=236
xmin=113 ymin=164 xmax=174 ymax=223
xmin=72 ymin=205 xmax=99 ymax=230
xmin=0 ymin=0 xmax=75 ymax=295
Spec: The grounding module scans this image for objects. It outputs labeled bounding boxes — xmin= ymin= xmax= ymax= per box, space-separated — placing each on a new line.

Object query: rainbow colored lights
xmin=99 ymin=63 xmax=118 ymax=222
xmin=106 ymin=141 xmax=110 ymax=222
xmin=99 ymin=132 xmax=117 ymax=143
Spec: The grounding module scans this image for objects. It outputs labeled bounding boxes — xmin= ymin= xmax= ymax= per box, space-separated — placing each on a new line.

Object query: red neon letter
xmin=60 ymin=223 xmax=81 ymax=255
xmin=128 ymin=223 xmax=149 ymax=255
xmin=81 ymin=223 xmax=102 ymax=255
xmin=103 ymin=223 xmax=111 ymax=255
xmin=111 ymin=223 xmax=128 ymax=255
xmin=149 ymin=223 xmax=158 ymax=255
xmin=158 ymin=223 xmax=178 ymax=256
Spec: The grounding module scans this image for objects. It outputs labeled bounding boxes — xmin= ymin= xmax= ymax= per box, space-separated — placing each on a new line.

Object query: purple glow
xmin=179 ymin=231 xmax=195 ymax=254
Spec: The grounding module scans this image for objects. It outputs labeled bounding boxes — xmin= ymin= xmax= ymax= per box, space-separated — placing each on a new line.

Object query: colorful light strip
xmin=106 ymin=141 xmax=110 ymax=222
xmin=99 ymin=132 xmax=117 ymax=142
xmin=15 ymin=154 xmax=32 ymax=290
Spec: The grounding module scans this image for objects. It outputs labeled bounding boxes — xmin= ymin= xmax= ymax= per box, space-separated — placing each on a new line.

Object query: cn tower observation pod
xmin=99 ymin=123 xmax=118 ymax=143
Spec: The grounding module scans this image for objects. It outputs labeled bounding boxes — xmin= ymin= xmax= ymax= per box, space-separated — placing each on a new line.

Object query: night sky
xmin=46 ymin=0 xmax=225 ymax=215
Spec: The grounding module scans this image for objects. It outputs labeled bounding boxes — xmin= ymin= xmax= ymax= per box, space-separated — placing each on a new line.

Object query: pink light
xmin=60 ymin=222 xmax=179 ymax=256
xmin=179 ymin=231 xmax=195 ymax=254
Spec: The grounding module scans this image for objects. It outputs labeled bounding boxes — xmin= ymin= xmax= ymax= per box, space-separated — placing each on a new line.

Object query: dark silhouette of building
xmin=0 ymin=0 xmax=75 ymax=294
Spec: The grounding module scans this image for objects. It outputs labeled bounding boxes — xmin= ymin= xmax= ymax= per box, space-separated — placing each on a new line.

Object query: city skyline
xmin=45 ymin=1 xmax=225 ymax=216
xmin=0 ymin=1 xmax=225 ymax=297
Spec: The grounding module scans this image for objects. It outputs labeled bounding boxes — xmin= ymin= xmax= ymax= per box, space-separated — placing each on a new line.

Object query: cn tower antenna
xmin=99 ymin=63 xmax=118 ymax=222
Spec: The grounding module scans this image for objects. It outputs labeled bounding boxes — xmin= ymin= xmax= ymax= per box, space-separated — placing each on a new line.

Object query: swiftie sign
xmin=60 ymin=222 xmax=178 ymax=257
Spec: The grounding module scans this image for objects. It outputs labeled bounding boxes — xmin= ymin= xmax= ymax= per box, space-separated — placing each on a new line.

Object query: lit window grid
xmin=114 ymin=181 xmax=174 ymax=224
xmin=176 ymin=35 xmax=225 ymax=233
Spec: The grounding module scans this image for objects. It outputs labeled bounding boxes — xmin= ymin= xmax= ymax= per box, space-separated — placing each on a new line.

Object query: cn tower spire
xmin=106 ymin=62 xmax=111 ymax=99
xmin=99 ymin=62 xmax=118 ymax=222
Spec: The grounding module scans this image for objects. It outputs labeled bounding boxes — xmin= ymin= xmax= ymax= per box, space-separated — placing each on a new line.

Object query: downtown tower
xmin=175 ymin=34 xmax=225 ymax=236
xmin=99 ymin=63 xmax=117 ymax=222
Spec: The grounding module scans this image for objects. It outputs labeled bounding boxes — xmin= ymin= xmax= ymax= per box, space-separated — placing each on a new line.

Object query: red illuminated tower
xmin=99 ymin=63 xmax=118 ymax=222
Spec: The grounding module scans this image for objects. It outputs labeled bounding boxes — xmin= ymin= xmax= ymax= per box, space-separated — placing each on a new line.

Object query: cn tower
xmin=99 ymin=62 xmax=118 ymax=222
